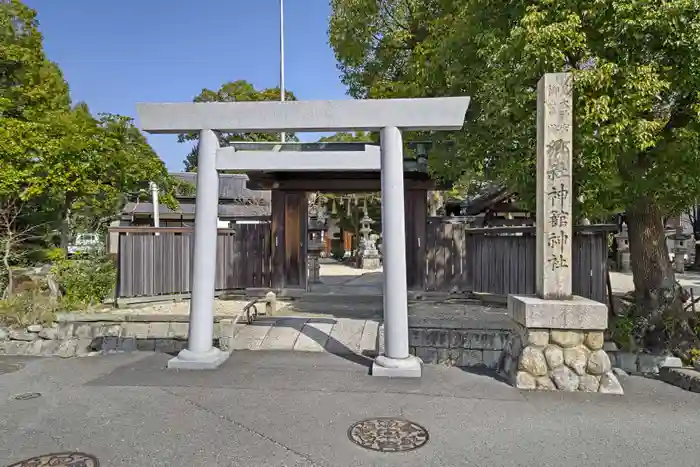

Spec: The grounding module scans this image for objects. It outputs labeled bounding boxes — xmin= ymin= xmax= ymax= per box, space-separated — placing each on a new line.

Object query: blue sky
xmin=25 ymin=0 xmax=348 ymax=170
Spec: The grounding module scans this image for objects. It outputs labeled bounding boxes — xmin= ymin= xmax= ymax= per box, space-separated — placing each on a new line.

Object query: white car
xmin=67 ymin=233 xmax=104 ymax=257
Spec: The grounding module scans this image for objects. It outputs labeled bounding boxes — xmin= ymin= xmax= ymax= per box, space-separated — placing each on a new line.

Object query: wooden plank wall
xmin=425 ymin=220 xmax=611 ymax=303
xmin=114 ymin=224 xmax=271 ymax=298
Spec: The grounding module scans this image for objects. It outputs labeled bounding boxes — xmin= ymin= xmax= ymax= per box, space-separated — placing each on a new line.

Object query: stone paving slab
xmin=359 ymin=320 xmax=379 ymax=356
xmin=229 ymin=317 xmax=380 ymax=356
xmin=325 ymin=319 xmax=367 ymax=355
xmin=258 ymin=318 xmax=308 ymax=350
xmin=293 ymin=320 xmax=335 ymax=352
xmin=229 ymin=319 xmax=277 ymax=350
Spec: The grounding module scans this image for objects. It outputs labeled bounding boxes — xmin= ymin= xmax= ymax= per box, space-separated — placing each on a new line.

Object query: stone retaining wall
xmin=0 ymin=314 xmax=243 ymax=358
xmin=408 ymin=327 xmax=510 ymax=368
xmin=500 ymin=325 xmax=624 ymax=394
xmin=607 ymin=351 xmax=683 ymax=375
xmin=659 ymin=367 xmax=700 ymax=393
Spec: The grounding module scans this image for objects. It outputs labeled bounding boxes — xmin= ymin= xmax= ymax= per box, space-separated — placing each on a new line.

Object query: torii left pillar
xmin=168 ymin=129 xmax=228 ymax=369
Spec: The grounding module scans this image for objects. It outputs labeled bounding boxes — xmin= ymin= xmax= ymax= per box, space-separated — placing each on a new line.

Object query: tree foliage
xmin=317 ymin=131 xmax=374 ymax=143
xmin=179 ymin=80 xmax=299 ymax=171
xmin=36 ymin=105 xmax=178 ymax=246
xmin=0 ymin=0 xmax=181 ymax=256
xmin=330 ymin=0 xmax=700 ymax=356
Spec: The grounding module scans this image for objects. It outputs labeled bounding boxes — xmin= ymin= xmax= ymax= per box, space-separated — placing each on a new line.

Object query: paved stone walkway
xmin=610 ymin=270 xmax=700 ymax=294
xmin=307 ymin=259 xmax=383 ymax=295
xmin=229 ymin=317 xmax=380 ymax=356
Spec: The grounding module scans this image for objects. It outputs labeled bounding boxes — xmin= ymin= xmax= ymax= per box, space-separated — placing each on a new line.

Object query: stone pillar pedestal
xmin=674 ymin=253 xmax=685 ymax=274
xmin=500 ymin=295 xmax=624 ymax=394
xmin=359 ymin=255 xmax=381 ymax=270
xmin=358 ymin=229 xmax=381 ymax=270
xmin=619 ymin=251 xmax=631 ymax=273
xmin=614 ymin=227 xmax=631 ymax=272
xmin=307 ymin=233 xmax=324 ymax=284
xmin=307 ymin=254 xmax=321 ymax=285
xmin=671 ymin=229 xmax=690 ymax=274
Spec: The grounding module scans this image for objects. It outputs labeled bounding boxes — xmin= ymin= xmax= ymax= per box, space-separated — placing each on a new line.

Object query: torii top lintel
xmin=136 ymin=97 xmax=471 ymax=134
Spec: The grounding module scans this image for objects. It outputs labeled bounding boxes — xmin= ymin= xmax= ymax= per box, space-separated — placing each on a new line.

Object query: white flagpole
xmin=279 ymin=0 xmax=286 ymax=143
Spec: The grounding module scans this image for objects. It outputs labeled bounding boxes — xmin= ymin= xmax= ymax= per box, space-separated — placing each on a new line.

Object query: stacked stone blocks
xmin=501 ymin=324 xmax=623 ymax=394
xmin=409 ymin=327 xmax=510 ymax=368
xmin=0 ymin=316 xmax=242 ymax=357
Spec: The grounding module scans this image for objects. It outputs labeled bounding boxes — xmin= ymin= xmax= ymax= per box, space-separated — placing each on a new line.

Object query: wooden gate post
xmin=270 ymin=190 xmax=285 ymax=290
xmin=405 ymin=189 xmax=427 ymax=290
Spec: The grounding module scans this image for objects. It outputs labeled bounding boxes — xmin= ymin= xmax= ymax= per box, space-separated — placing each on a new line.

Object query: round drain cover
xmin=348 ymin=418 xmax=429 ymax=452
xmin=0 ymin=363 xmax=23 ymax=375
xmin=14 ymin=393 xmax=41 ymax=401
xmin=7 ymin=452 xmax=99 ymax=467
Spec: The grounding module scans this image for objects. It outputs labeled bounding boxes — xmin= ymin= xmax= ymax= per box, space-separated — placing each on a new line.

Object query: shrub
xmin=0 ymin=290 xmax=59 ymax=328
xmin=610 ymin=315 xmax=636 ymax=351
xmin=51 ymin=254 xmax=116 ymax=307
xmin=689 ymin=348 xmax=700 ymax=366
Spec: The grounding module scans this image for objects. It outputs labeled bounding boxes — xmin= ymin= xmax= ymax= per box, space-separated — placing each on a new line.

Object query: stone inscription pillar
xmin=500 ymin=73 xmax=623 ymax=394
xmin=372 ymin=126 xmax=422 ymax=378
xmin=536 ymin=73 xmax=573 ymax=300
xmin=168 ymin=129 xmax=228 ymax=370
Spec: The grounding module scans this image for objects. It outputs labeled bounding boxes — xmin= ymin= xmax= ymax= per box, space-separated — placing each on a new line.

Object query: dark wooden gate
xmin=271 ymin=190 xmax=308 ymax=291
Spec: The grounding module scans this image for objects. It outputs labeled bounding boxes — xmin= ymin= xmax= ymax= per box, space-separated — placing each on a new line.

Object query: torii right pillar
xmin=500 ymin=73 xmax=623 ymax=395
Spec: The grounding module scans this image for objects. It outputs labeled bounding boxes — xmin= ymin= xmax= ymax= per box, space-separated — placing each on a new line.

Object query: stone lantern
xmin=357 ymin=212 xmax=381 ymax=270
xmin=307 ymin=197 xmax=327 ymax=286
xmin=670 ymin=227 xmax=691 ymax=274
xmin=307 ymin=218 xmax=325 ymax=285
xmin=614 ymin=224 xmax=631 ymax=273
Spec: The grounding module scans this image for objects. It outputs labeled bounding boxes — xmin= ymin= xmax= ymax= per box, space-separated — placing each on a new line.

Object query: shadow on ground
xmin=243 ymin=316 xmax=375 ymax=371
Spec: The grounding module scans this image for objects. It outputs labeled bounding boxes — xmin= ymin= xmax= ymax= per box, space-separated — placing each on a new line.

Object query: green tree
xmin=0 ymin=0 xmax=183 ymax=294
xmin=0 ymin=0 xmax=69 ymax=197
xmin=0 ymin=0 xmax=70 ymax=119
xmin=0 ymin=0 xmax=70 ymax=265
xmin=29 ymin=104 xmax=181 ymax=249
xmin=330 ymin=0 xmax=700 ymax=356
xmin=179 ymin=80 xmax=299 ymax=171
xmin=317 ymin=131 xmax=374 ymax=143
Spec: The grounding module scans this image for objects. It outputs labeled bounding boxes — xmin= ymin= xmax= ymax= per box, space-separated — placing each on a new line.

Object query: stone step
xmin=289 ymin=293 xmax=383 ymax=303
xmin=228 ymin=317 xmax=380 ymax=357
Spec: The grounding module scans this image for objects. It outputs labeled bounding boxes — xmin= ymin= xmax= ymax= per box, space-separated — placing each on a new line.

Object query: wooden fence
xmin=424 ymin=221 xmax=615 ymax=303
xmin=113 ymin=224 xmax=271 ymax=298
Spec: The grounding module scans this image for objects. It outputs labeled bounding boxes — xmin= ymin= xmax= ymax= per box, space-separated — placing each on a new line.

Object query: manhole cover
xmin=348 ymin=418 xmax=429 ymax=452
xmin=7 ymin=452 xmax=99 ymax=467
xmin=14 ymin=393 xmax=41 ymax=400
xmin=0 ymin=363 xmax=23 ymax=375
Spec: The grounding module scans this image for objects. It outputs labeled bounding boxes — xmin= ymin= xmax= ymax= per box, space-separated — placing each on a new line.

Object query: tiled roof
xmin=171 ymin=172 xmax=271 ymax=202
xmin=122 ymin=201 xmax=270 ymax=217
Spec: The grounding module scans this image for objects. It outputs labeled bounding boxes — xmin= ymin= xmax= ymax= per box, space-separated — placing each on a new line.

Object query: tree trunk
xmin=2 ymin=236 xmax=12 ymax=299
xmin=59 ymin=197 xmax=73 ymax=253
xmin=626 ymin=197 xmax=698 ymax=356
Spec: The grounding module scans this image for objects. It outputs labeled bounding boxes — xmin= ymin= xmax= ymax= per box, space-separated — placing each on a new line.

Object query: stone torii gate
xmin=136 ymin=97 xmax=470 ymax=377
